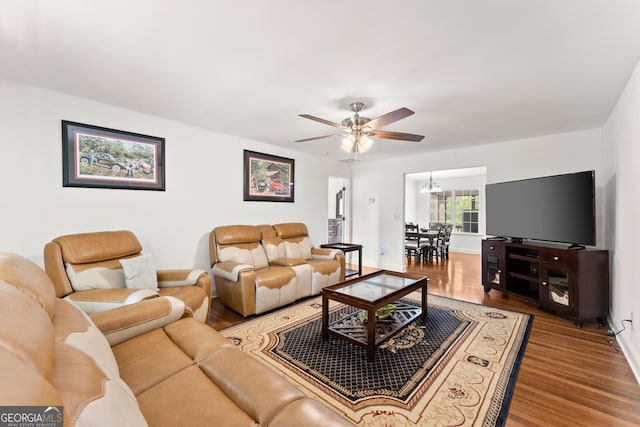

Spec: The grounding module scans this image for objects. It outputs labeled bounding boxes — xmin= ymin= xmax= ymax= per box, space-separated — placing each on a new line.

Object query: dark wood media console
xmin=481 ymin=239 xmax=610 ymax=326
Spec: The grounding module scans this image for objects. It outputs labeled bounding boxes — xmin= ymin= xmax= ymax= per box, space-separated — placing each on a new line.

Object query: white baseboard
xmin=609 ymin=314 xmax=640 ymax=385
xmin=618 ymin=335 xmax=640 ymax=385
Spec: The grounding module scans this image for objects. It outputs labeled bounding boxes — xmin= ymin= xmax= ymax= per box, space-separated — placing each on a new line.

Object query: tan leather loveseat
xmin=209 ymin=223 xmax=345 ymax=317
xmin=0 ymin=252 xmax=354 ymax=427
xmin=44 ymin=230 xmax=211 ymax=321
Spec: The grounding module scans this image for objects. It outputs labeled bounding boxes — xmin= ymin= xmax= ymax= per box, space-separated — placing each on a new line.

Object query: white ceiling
xmin=2 ymin=0 xmax=640 ymax=162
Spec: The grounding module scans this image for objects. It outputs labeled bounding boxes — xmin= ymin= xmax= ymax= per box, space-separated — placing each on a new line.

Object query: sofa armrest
xmin=157 ymin=269 xmax=212 ymax=309
xmin=65 ymin=288 xmax=159 ymax=314
xmin=90 ymin=296 xmax=185 ymax=345
xmin=212 ymin=261 xmax=254 ymax=282
xmin=311 ymin=247 xmax=340 ymax=260
xmin=270 ymin=257 xmax=307 ymax=267
xmin=157 ymin=269 xmax=207 ymax=288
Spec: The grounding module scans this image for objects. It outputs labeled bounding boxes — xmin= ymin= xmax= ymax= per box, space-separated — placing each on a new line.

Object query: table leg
xmin=367 ymin=308 xmax=376 ymax=362
xmin=358 ymin=248 xmax=362 ymax=276
xmin=421 ymin=281 xmax=428 ymax=320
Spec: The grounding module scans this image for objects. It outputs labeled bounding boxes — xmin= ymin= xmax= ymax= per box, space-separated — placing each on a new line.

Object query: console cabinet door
xmin=539 ymin=250 xmax=575 ymax=314
xmin=482 ymin=241 xmax=504 ymax=292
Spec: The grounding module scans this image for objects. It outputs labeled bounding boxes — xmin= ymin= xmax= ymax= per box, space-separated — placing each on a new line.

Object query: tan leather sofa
xmin=0 ymin=252 xmax=355 ymax=427
xmin=44 ymin=230 xmax=211 ymax=322
xmin=209 ymin=223 xmax=345 ymax=317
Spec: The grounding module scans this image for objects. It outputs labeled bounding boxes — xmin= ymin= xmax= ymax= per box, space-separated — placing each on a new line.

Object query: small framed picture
xmin=61 ymin=120 xmax=165 ymax=191
xmin=243 ymin=150 xmax=294 ymax=202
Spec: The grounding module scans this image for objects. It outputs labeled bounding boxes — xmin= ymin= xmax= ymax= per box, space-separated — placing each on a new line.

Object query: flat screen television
xmin=485 ymin=170 xmax=595 ymax=248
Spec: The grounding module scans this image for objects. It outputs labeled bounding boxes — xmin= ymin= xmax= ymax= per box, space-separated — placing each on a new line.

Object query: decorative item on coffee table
xmin=360 ymin=303 xmax=396 ymax=321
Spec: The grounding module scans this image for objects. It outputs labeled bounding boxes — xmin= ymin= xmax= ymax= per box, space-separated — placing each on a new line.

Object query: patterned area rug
xmin=220 ymin=293 xmax=532 ymax=426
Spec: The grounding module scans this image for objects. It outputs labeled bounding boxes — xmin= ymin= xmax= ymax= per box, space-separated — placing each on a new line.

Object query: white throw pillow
xmin=119 ymin=255 xmax=158 ymax=291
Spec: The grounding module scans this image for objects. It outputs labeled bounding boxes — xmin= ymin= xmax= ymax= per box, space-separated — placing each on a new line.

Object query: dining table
xmin=419 ymin=229 xmax=440 ymax=244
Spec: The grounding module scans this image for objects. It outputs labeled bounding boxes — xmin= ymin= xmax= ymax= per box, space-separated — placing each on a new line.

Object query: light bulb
xmin=357 ymin=136 xmax=373 ymax=153
xmin=341 ymin=136 xmax=354 ymax=152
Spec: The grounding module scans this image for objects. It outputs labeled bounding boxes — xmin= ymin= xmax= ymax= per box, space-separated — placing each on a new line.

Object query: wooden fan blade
xmin=369 ymin=130 xmax=425 ymax=142
xmin=295 ymin=133 xmax=345 ymax=142
xmin=364 ymin=107 xmax=414 ymax=130
xmin=299 ymin=114 xmax=348 ymax=130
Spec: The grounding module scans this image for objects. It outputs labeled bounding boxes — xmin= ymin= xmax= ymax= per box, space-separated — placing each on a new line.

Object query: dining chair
xmin=429 ymin=222 xmax=444 ymax=231
xmin=426 ymin=226 xmax=446 ymax=263
xmin=405 ymin=223 xmax=426 ymax=264
xmin=440 ymin=224 xmax=453 ymax=260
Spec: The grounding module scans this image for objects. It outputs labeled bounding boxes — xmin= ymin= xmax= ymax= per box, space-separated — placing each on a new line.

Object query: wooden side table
xmin=320 ymin=243 xmax=362 ymax=277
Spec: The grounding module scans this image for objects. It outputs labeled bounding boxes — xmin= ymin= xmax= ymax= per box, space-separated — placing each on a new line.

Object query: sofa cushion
xmin=53 ymin=230 xmax=142 ymax=264
xmin=65 ymin=259 xmax=126 ymax=291
xmin=217 ymin=243 xmax=268 ymax=270
xmin=0 ymin=280 xmax=56 ymax=382
xmin=215 ymin=225 xmax=261 ymax=245
xmin=53 ymin=342 xmax=147 ymax=427
xmin=283 ymin=237 xmax=313 ymax=260
xmin=261 ymin=236 xmax=286 ymax=261
xmin=199 ymin=347 xmax=307 ymax=425
xmin=162 ymin=318 xmax=233 ymax=361
xmin=0 ymin=252 xmax=57 ymax=318
xmin=50 ymin=295 xmax=146 ymax=426
xmin=120 ymin=254 xmax=159 ymax=291
xmin=273 ymin=222 xmax=309 ymax=239
xmin=0 ymin=348 xmax=62 ymax=406
xmin=137 ymin=365 xmax=256 ymax=427
xmin=112 ymin=328 xmax=199 ymax=395
xmin=53 ymin=299 xmax=120 ymax=379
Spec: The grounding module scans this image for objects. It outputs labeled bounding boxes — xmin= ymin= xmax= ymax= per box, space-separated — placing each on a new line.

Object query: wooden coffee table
xmin=321 ymin=270 xmax=428 ymax=362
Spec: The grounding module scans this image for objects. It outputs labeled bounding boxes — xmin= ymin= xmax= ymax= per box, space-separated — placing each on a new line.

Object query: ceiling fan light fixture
xmin=357 ymin=135 xmax=373 ymax=153
xmin=341 ymin=135 xmax=355 ymax=152
xmin=295 ymin=101 xmax=425 ymax=155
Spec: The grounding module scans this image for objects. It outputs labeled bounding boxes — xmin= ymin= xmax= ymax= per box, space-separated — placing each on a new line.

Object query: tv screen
xmin=485 ymin=170 xmax=595 ymax=246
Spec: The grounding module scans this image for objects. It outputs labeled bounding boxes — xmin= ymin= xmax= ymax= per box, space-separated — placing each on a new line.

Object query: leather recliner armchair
xmin=44 ymin=230 xmax=211 ymax=322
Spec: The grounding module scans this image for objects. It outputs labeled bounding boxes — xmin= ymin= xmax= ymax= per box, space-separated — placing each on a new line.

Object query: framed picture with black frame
xmin=243 ymin=150 xmax=294 ymax=202
xmin=61 ymin=120 xmax=165 ymax=191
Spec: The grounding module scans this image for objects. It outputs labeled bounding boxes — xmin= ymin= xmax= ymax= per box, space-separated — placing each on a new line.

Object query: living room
xmin=1 ymin=1 xmax=640 ymax=425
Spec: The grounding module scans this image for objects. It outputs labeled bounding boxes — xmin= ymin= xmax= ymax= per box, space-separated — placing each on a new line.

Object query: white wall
xmin=0 ymin=78 xmax=349 ymax=276
xmin=404 ymin=179 xmax=418 ymax=224
xmin=602 ymin=60 xmax=640 ymax=382
xmin=351 ymin=128 xmax=605 ymax=271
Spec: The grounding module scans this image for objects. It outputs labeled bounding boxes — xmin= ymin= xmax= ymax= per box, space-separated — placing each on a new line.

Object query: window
xmin=430 ymin=189 xmax=480 ymax=233
xmin=429 ymin=191 xmax=452 ymax=225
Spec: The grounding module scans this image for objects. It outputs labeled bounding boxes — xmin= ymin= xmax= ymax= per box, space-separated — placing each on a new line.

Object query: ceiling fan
xmin=295 ymin=102 xmax=425 ymax=153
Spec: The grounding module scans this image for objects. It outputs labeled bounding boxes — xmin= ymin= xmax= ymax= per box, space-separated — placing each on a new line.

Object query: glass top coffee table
xmin=321 ymin=270 xmax=428 ymax=362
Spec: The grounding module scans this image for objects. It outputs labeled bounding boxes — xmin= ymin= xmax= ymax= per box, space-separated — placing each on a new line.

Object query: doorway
xmin=404 ymin=167 xmax=487 ymax=256
xmin=328 ymin=176 xmax=350 ymax=243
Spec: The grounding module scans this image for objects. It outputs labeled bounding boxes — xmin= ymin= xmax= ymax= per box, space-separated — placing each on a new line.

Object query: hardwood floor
xmin=208 ymin=252 xmax=640 ymax=426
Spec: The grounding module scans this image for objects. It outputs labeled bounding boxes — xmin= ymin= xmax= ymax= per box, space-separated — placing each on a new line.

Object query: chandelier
xmin=420 ymin=172 xmax=442 ymax=193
